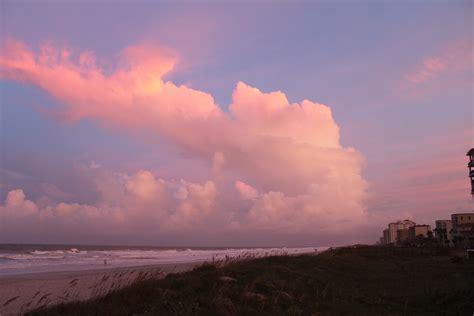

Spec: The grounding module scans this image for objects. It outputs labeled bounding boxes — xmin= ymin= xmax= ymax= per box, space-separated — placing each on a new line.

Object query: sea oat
xmin=3 ymin=296 xmax=20 ymax=307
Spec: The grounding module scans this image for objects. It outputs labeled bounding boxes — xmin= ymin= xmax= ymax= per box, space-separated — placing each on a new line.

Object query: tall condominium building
xmin=383 ymin=229 xmax=389 ymax=245
xmin=387 ymin=219 xmax=416 ymax=244
xmin=396 ymin=228 xmax=410 ymax=243
xmin=435 ymin=220 xmax=453 ymax=243
xmin=451 ymin=213 xmax=474 ymax=241
xmin=408 ymin=225 xmax=431 ymax=239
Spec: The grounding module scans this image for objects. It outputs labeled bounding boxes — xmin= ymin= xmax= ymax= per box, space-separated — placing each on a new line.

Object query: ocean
xmin=0 ymin=244 xmax=324 ymax=276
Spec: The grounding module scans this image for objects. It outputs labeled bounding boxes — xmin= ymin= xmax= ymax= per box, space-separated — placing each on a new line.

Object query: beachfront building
xmin=379 ymin=220 xmax=416 ymax=244
xmin=408 ymin=225 xmax=431 ymax=239
xmin=383 ymin=229 xmax=389 ymax=245
xmin=388 ymin=220 xmax=416 ymax=244
xmin=434 ymin=220 xmax=453 ymax=244
xmin=467 ymin=148 xmax=474 ymax=195
xmin=451 ymin=213 xmax=474 ymax=247
xmin=396 ymin=228 xmax=410 ymax=243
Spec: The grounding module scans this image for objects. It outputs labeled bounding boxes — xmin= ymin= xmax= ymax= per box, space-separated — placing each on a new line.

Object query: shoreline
xmin=0 ymin=259 xmax=210 ymax=279
xmin=0 ymin=260 xmax=205 ymax=316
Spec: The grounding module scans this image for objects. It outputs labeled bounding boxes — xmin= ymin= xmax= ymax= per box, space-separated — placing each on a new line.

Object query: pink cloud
xmin=405 ymin=57 xmax=447 ymax=85
xmin=4 ymin=189 xmax=38 ymax=215
xmin=0 ymin=171 xmax=220 ymax=238
xmin=235 ymin=181 xmax=258 ymax=200
xmin=125 ymin=170 xmax=166 ymax=201
xmin=402 ymin=38 xmax=473 ymax=95
xmin=0 ymin=39 xmax=369 ymax=240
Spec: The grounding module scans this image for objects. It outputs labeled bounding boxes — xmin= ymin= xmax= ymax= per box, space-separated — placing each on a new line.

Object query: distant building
xmin=451 ymin=213 xmax=474 ymax=243
xmin=396 ymin=228 xmax=410 ymax=243
xmin=408 ymin=225 xmax=431 ymax=239
xmin=387 ymin=220 xmax=416 ymax=244
xmin=452 ymin=213 xmax=474 ymax=226
xmin=383 ymin=229 xmax=389 ymax=245
xmin=434 ymin=220 xmax=453 ymax=243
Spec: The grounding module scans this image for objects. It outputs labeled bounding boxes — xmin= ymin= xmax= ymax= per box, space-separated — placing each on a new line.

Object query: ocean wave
xmin=1 ymin=254 xmax=65 ymax=260
xmin=66 ymin=248 xmax=86 ymax=254
xmin=0 ymin=257 xmax=15 ymax=262
xmin=29 ymin=250 xmax=65 ymax=255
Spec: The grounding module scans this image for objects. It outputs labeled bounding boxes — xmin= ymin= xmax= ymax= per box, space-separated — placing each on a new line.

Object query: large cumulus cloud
xmin=0 ymin=39 xmax=368 ymax=243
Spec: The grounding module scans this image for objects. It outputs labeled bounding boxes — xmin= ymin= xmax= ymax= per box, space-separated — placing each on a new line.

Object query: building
xmin=387 ymin=219 xmax=416 ymax=244
xmin=451 ymin=213 xmax=474 ymax=242
xmin=434 ymin=220 xmax=453 ymax=243
xmin=467 ymin=148 xmax=474 ymax=195
xmin=396 ymin=228 xmax=410 ymax=243
xmin=383 ymin=229 xmax=389 ymax=245
xmin=379 ymin=220 xmax=416 ymax=244
xmin=408 ymin=225 xmax=431 ymax=239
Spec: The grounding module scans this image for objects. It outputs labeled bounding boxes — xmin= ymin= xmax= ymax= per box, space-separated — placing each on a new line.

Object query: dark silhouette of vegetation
xmin=27 ymin=250 xmax=474 ymax=316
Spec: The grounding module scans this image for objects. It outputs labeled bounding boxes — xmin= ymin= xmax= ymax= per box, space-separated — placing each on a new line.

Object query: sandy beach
xmin=0 ymin=261 xmax=201 ymax=316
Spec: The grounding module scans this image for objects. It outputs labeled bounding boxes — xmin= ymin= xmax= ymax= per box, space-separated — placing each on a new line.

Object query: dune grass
xmin=27 ymin=251 xmax=474 ymax=315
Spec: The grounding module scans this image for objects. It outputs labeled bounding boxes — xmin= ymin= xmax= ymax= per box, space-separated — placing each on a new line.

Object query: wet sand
xmin=0 ymin=261 xmax=202 ymax=316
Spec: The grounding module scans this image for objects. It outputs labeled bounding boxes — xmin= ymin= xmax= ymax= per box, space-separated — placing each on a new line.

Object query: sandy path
xmin=0 ymin=261 xmax=201 ymax=316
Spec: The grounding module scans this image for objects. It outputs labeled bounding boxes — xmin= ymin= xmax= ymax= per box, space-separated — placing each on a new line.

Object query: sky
xmin=0 ymin=0 xmax=472 ymax=247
